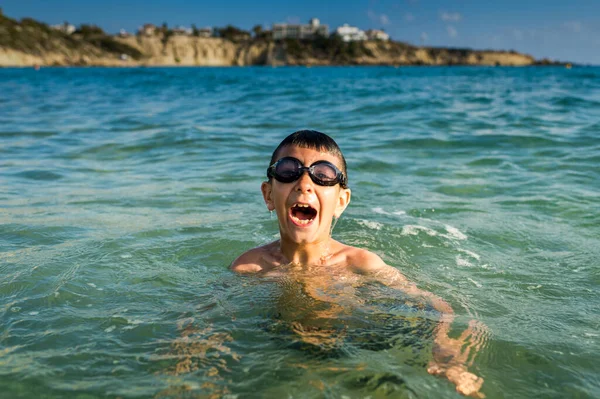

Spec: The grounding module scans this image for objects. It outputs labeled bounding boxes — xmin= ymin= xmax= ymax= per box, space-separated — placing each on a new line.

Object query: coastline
xmin=0 ymin=13 xmax=567 ymax=68
xmin=0 ymin=37 xmax=550 ymax=67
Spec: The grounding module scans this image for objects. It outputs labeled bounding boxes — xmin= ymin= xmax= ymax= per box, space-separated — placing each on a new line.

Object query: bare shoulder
xmin=230 ymin=242 xmax=280 ymax=274
xmin=230 ymin=248 xmax=263 ymax=273
xmin=341 ymin=245 xmax=387 ymax=274
xmin=340 ymin=244 xmax=410 ymax=285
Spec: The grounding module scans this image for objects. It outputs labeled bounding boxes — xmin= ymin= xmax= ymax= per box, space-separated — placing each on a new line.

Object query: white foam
xmin=401 ymin=225 xmax=438 ymax=236
xmin=357 ymin=219 xmax=383 ymax=230
xmin=28 ymin=311 xmax=39 ymax=316
xmin=372 ymin=207 xmax=406 ymax=216
xmin=87 ymin=283 xmax=97 ymax=288
xmin=456 ymin=255 xmax=473 ymax=267
xmin=444 ymin=225 xmax=467 ymax=240
xmin=105 ymin=325 xmax=116 ymax=333
xmin=120 ymin=253 xmax=132 ymax=259
xmin=467 ymin=278 xmax=482 ymax=288
xmin=527 ymin=285 xmax=542 ymax=290
xmin=122 ymin=319 xmax=143 ymax=330
xmin=458 ymin=248 xmax=481 ymax=260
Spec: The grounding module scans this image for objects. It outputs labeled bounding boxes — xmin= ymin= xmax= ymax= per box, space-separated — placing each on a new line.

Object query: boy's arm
xmin=351 ymin=250 xmax=486 ymax=398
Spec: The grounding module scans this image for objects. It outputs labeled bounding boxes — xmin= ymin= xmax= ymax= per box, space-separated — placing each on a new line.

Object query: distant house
xmin=173 ymin=26 xmax=192 ymax=36
xmin=365 ymin=29 xmax=390 ymax=41
xmin=118 ymin=29 xmax=130 ymax=37
xmin=138 ymin=24 xmax=157 ymax=36
xmin=272 ymin=18 xmax=328 ymax=40
xmin=51 ymin=22 xmax=76 ymax=35
xmin=198 ymin=27 xmax=213 ymax=38
xmin=335 ymin=24 xmax=367 ymax=42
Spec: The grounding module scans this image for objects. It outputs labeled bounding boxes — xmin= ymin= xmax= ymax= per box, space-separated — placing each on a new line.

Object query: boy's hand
xmin=428 ymin=320 xmax=488 ymax=398
xmin=428 ymin=363 xmax=485 ymax=398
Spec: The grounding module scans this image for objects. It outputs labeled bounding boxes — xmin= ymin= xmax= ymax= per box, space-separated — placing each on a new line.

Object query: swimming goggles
xmin=267 ymin=157 xmax=347 ymax=188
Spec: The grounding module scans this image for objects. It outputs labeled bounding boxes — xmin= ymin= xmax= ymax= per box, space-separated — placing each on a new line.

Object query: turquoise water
xmin=1 ymin=66 xmax=599 ymax=398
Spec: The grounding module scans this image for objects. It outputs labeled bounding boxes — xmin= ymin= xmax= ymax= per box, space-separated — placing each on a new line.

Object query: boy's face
xmin=261 ymin=145 xmax=351 ymax=246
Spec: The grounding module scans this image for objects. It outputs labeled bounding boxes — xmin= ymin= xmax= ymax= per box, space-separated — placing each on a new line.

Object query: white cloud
xmin=447 ymin=26 xmax=458 ymax=38
xmin=286 ymin=16 xmax=300 ymax=24
xmin=368 ymin=9 xmax=391 ymax=26
xmin=420 ymin=32 xmax=429 ymax=43
xmin=563 ymin=21 xmax=582 ymax=33
xmin=404 ymin=13 xmax=415 ymax=22
xmin=441 ymin=12 xmax=462 ymax=22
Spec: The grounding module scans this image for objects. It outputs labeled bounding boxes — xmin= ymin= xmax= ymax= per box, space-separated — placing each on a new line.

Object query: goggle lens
xmin=268 ymin=157 xmax=345 ymax=187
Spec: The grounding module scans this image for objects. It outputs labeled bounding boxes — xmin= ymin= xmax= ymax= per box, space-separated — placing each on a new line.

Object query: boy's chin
xmin=283 ymin=225 xmax=324 ymax=243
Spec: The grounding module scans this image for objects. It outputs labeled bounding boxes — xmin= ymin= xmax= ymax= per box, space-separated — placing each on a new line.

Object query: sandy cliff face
xmin=0 ymin=41 xmax=129 ymax=66
xmin=0 ymin=35 xmax=536 ymax=67
xmin=410 ymin=47 xmax=535 ymax=66
xmin=275 ymin=40 xmax=535 ymax=67
xmin=114 ymin=36 xmax=271 ymax=66
xmin=0 ymin=36 xmax=272 ymax=66
xmin=362 ymin=41 xmax=534 ymax=66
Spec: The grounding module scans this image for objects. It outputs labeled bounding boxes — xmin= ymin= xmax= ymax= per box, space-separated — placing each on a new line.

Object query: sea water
xmin=1 ymin=66 xmax=599 ymax=398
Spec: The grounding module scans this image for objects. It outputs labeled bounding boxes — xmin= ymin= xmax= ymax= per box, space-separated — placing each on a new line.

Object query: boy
xmin=231 ymin=130 xmax=486 ymax=397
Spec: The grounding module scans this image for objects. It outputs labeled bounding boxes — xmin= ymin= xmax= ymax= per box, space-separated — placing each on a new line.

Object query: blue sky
xmin=2 ymin=0 xmax=599 ymax=64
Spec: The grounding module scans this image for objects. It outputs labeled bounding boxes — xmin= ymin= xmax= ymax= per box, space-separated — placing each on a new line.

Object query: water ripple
xmin=0 ymin=66 xmax=598 ymax=399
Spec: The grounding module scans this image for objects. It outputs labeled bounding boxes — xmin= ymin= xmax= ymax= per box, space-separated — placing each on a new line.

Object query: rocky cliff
xmin=0 ymin=13 xmax=543 ymax=67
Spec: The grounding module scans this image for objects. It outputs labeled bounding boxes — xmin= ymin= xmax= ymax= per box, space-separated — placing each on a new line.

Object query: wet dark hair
xmin=268 ymin=130 xmax=348 ymax=187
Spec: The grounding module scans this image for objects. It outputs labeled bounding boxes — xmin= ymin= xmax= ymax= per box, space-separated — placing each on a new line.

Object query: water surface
xmin=1 ymin=66 xmax=599 ymax=398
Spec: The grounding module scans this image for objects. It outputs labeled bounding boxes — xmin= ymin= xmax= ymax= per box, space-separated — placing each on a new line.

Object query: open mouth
xmin=289 ymin=203 xmax=318 ymax=226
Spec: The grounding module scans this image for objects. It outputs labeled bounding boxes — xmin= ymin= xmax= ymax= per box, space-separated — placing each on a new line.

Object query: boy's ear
xmin=334 ymin=187 xmax=351 ymax=218
xmin=261 ymin=181 xmax=275 ymax=211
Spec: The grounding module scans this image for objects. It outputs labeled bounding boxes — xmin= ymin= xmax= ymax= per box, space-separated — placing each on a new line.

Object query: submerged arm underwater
xmin=370 ymin=266 xmax=487 ymax=398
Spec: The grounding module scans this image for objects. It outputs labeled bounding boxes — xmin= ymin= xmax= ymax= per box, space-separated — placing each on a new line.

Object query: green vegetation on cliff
xmin=0 ymin=14 xmax=143 ymax=62
xmin=0 ymin=13 xmax=556 ymax=67
xmin=284 ymin=35 xmax=371 ymax=62
xmin=282 ymin=35 xmax=420 ymax=64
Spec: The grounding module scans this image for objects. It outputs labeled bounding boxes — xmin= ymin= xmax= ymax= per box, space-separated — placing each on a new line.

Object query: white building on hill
xmin=335 ymin=24 xmax=367 ymax=42
xmin=51 ymin=22 xmax=76 ymax=35
xmin=173 ymin=26 xmax=193 ymax=36
xmin=197 ymin=27 xmax=213 ymax=38
xmin=365 ymin=29 xmax=390 ymax=41
xmin=138 ymin=24 xmax=157 ymax=36
xmin=273 ymin=18 xmax=328 ymax=40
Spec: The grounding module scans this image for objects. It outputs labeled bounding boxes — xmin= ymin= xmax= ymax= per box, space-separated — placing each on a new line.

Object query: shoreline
xmin=0 ymin=63 xmax=579 ymax=69
xmin=0 ymin=13 xmax=571 ymax=68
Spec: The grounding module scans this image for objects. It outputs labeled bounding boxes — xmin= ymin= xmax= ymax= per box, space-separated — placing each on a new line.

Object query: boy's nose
xmin=295 ymin=170 xmax=314 ymax=192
